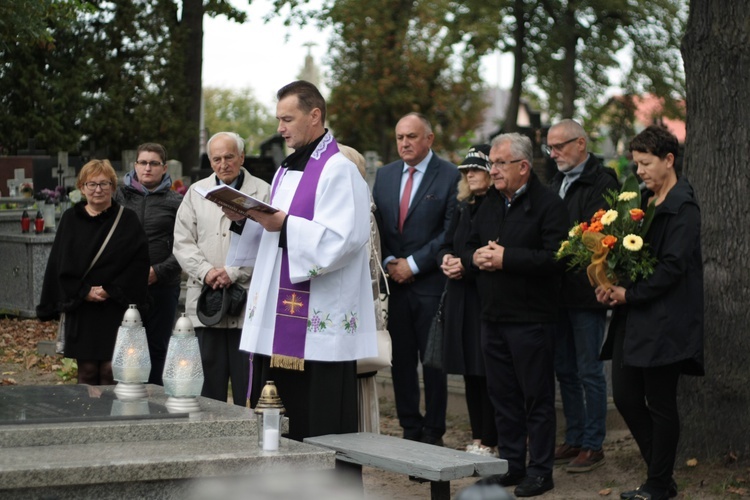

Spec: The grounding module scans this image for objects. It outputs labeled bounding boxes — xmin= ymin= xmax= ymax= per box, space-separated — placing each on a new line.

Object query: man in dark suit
xmin=372 ymin=112 xmax=460 ymax=445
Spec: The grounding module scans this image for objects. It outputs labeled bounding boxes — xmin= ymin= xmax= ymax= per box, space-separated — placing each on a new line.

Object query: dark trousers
xmin=464 ymin=375 xmax=498 ymax=447
xmin=481 ymin=320 xmax=556 ymax=477
xmin=389 ymin=285 xmax=447 ymax=440
xmin=195 ymin=327 xmax=249 ymax=407
xmin=143 ymin=284 xmax=180 ymax=385
xmin=250 ymin=354 xmax=358 ymax=441
xmin=612 ymin=319 xmax=681 ymax=494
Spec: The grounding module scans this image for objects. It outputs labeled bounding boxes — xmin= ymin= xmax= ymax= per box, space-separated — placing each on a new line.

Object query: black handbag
xmin=423 ymin=289 xmax=447 ymax=369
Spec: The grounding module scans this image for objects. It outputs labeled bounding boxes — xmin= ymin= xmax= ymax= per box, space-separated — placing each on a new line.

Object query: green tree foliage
xmin=0 ymin=0 xmax=247 ymax=164
xmin=79 ymin=1 xmax=191 ymax=157
xmin=203 ymin=87 xmax=279 ymax=155
xmin=0 ymin=0 xmax=85 ymax=51
xmin=528 ymin=0 xmax=686 ymax=121
xmin=271 ymin=0 xmax=491 ymax=162
xmin=0 ymin=3 xmax=91 ymax=154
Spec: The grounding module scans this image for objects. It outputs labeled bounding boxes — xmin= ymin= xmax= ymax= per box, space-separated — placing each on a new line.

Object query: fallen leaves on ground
xmin=0 ymin=317 xmax=58 ymax=385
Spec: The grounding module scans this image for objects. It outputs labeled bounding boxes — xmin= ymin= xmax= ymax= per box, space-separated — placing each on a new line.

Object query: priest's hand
xmin=387 ymin=258 xmax=415 ymax=284
xmin=247 ymin=208 xmax=287 ymax=232
xmin=222 ymin=208 xmax=247 ymax=221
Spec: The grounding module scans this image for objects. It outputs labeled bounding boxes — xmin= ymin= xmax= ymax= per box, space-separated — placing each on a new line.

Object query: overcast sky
xmin=202 ymin=0 xmax=514 ymax=113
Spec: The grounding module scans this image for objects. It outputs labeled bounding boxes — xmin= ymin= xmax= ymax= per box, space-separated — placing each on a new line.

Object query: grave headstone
xmin=167 ymin=159 xmax=183 ymax=183
xmin=6 ymin=169 xmax=33 ymax=198
xmin=55 ymin=151 xmax=77 ymax=189
xmin=364 ymin=151 xmax=380 ymax=189
xmin=121 ymin=150 xmax=137 ymax=175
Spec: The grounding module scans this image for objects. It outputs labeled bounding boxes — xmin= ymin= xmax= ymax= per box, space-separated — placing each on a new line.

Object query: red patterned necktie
xmin=398 ymin=167 xmax=416 ymax=233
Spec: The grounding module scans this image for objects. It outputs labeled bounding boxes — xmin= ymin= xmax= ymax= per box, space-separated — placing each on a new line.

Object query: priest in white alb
xmin=225 ymin=80 xmax=377 ymax=441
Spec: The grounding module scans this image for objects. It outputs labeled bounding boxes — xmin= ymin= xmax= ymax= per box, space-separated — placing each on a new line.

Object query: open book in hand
xmin=195 ymin=184 xmax=278 ymax=216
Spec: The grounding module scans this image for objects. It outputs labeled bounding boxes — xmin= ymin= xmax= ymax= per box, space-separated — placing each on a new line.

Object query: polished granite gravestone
xmin=0 ymin=384 xmax=184 ymax=425
xmin=0 ymin=384 xmax=336 ymax=500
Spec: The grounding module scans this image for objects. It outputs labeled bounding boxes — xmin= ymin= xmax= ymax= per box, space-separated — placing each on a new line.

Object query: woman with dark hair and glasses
xmin=597 ymin=125 xmax=704 ymax=500
xmin=115 ymin=143 xmax=183 ymax=385
xmin=37 ymin=159 xmax=149 ymax=385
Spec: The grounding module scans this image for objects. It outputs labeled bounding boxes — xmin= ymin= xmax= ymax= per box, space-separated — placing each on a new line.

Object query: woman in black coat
xmin=37 ymin=160 xmax=150 ymax=386
xmin=115 ymin=142 xmax=183 ymax=385
xmin=597 ymin=126 xmax=704 ymax=500
xmin=437 ymin=145 xmax=497 ymax=456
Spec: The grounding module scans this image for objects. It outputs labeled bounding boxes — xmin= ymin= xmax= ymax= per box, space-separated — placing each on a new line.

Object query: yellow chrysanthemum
xmin=623 ymin=234 xmax=643 ymax=251
xmin=557 ymin=240 xmax=570 ymax=255
xmin=600 ymin=209 xmax=618 ymax=226
xmin=618 ymin=191 xmax=637 ymax=201
xmin=569 ymin=225 xmax=581 ymax=237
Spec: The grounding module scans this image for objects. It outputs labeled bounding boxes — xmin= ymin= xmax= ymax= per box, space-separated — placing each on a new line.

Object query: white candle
xmin=121 ymin=366 xmax=140 ymax=381
xmin=263 ymin=429 xmax=279 ymax=451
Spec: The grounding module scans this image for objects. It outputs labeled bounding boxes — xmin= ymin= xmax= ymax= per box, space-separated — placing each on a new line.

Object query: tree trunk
xmin=503 ymin=0 xmax=525 ymax=133
xmin=678 ymin=0 xmax=750 ymax=459
xmin=177 ymin=0 xmax=203 ymax=170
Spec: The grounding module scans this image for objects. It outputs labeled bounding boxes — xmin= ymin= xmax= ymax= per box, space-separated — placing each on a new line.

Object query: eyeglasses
xmin=135 ymin=160 xmax=164 ymax=167
xmin=542 ymin=137 xmax=580 ymax=156
xmin=84 ymin=181 xmax=113 ymax=191
xmin=490 ymin=159 xmax=524 ymax=170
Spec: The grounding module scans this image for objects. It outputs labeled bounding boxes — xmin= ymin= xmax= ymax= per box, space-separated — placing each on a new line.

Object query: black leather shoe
xmin=420 ymin=434 xmax=444 ymax=447
xmin=514 ymin=474 xmax=554 ymax=497
xmin=632 ymin=492 xmax=669 ymax=500
xmin=620 ymin=479 xmax=677 ymax=500
xmin=476 ymin=471 xmax=525 ymax=487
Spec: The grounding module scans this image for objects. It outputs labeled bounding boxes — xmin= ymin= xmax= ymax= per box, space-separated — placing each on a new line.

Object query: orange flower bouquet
xmin=556 ymin=174 xmax=658 ymax=289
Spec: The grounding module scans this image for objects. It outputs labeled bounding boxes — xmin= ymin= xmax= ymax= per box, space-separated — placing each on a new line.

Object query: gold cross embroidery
xmin=283 ymin=293 xmax=304 ymax=315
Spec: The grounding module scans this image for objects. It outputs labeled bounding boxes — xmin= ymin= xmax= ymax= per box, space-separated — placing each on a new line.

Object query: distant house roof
xmin=631 ymin=94 xmax=686 ymax=142
xmin=476 ymin=87 xmax=509 ymax=141
xmin=476 ymin=87 xmax=541 ymax=142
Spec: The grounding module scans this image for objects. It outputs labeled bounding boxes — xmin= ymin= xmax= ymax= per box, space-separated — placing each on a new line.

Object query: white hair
xmin=207 ymin=132 xmax=245 ymax=155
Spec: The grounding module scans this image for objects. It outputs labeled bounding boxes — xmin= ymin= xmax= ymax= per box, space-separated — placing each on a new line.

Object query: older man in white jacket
xmin=174 ymin=131 xmax=270 ymax=406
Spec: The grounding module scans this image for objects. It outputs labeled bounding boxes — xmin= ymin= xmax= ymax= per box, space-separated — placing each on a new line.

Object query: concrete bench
xmin=305 ymin=432 xmax=507 ymax=500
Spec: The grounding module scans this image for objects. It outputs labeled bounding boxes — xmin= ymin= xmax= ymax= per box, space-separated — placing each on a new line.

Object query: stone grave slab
xmin=0 ymin=384 xmax=185 ymax=425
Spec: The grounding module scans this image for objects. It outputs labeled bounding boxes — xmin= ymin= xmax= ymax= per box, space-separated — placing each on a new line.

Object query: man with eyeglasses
xmin=115 ymin=143 xmax=184 ymax=385
xmin=174 ymin=132 xmax=270 ymax=406
xmin=545 ymin=119 xmax=619 ymax=473
xmin=465 ymin=133 xmax=567 ymax=497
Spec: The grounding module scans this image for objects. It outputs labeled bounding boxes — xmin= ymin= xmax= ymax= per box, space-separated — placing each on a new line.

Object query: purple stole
xmin=270 ymin=133 xmax=339 ymax=370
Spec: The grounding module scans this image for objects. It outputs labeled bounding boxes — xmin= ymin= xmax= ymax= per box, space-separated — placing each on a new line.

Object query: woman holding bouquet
xmin=596 ymin=125 xmax=704 ymax=500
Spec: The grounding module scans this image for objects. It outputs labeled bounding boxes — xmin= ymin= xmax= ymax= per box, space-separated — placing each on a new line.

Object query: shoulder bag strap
xmin=83 ymin=205 xmax=124 ymax=278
